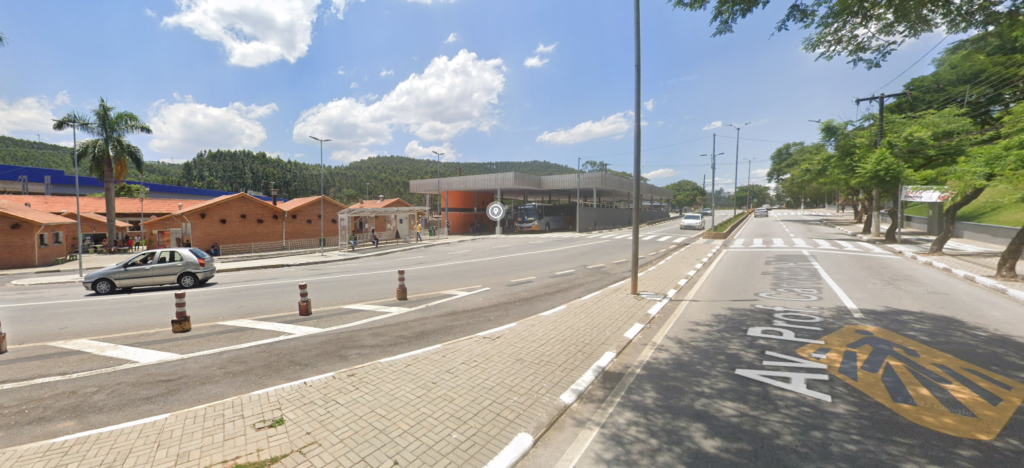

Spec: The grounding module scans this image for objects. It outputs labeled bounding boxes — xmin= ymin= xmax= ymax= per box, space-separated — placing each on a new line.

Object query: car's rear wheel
xmin=178 ymin=273 xmax=199 ymax=289
xmin=93 ymin=279 xmax=115 ymax=295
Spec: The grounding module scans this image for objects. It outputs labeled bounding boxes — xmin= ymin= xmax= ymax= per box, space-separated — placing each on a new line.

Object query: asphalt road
xmin=523 ymin=210 xmax=1024 ymax=468
xmin=0 ymin=218 xmax=702 ymax=450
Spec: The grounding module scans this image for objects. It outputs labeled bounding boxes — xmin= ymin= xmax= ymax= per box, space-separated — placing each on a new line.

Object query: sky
xmin=0 ymin=0 xmax=956 ymax=190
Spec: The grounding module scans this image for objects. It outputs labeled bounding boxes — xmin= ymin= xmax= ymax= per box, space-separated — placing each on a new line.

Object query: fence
xmin=904 ymin=215 xmax=1019 ymax=247
xmin=219 ymin=237 xmax=340 ymax=256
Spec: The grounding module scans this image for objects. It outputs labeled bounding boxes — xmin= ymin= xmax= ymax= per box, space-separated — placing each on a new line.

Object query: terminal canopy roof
xmin=409 ymin=172 xmax=673 ymax=203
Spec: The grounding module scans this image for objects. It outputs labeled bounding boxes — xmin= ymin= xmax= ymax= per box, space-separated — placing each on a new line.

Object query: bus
xmin=514 ymin=203 xmax=575 ymax=232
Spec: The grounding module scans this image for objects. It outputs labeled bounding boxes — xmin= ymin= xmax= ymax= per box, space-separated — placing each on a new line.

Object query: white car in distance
xmin=680 ymin=213 xmax=705 ymax=230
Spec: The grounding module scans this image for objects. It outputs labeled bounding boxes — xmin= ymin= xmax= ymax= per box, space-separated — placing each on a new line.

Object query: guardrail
xmin=219 ymin=237 xmax=341 ymax=256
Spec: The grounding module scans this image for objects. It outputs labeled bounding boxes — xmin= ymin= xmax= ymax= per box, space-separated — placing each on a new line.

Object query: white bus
xmin=515 ymin=203 xmax=574 ymax=232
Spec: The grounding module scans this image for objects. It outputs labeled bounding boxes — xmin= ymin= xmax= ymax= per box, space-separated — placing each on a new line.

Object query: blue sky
xmin=0 ymin=0 xmax=953 ymax=189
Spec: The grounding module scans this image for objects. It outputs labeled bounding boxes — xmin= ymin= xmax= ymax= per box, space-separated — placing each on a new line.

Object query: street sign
xmin=486 ymin=202 xmax=506 ymax=221
xmin=901 ymin=186 xmax=956 ymax=203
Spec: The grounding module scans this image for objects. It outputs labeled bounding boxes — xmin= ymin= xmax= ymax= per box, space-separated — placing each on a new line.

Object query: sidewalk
xmin=7 ymin=237 xmax=486 ymax=286
xmin=819 ymin=216 xmax=1024 ymax=303
xmin=0 ymin=239 xmax=720 ymax=467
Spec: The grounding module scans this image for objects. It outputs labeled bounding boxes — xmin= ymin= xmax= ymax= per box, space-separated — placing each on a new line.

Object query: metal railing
xmin=219 ymin=237 xmax=341 ymax=256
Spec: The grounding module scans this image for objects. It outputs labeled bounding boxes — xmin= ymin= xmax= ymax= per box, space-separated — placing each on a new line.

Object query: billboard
xmin=901 ymin=186 xmax=956 ymax=203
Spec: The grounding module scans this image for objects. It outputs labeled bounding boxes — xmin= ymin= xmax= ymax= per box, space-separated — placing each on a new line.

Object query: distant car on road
xmin=83 ymin=247 xmax=216 ymax=295
xmin=772 ymin=205 xmax=781 ymax=209
xmin=680 ymin=213 xmax=705 ymax=230
xmin=701 ymin=208 xmax=713 ymax=217
xmin=762 ymin=204 xmax=772 ymax=211
xmin=754 ymin=207 xmax=769 ymax=218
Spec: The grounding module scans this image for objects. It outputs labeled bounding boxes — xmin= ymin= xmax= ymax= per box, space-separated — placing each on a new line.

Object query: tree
xmin=0 ymin=30 xmax=6 ymax=47
xmin=735 ymin=184 xmax=772 ymax=209
xmin=670 ymin=0 xmax=1019 ymax=69
xmin=664 ymin=179 xmax=706 ymax=211
xmin=53 ymin=98 xmax=152 ymax=246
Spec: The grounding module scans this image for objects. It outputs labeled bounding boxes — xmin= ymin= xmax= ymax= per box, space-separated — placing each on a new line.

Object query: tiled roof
xmin=0 ymin=200 xmax=78 ymax=225
xmin=346 ymin=198 xmax=411 ymax=209
xmin=143 ymin=192 xmax=284 ymax=226
xmin=60 ymin=212 xmax=132 ymax=228
xmin=277 ymin=196 xmax=348 ymax=212
xmin=0 ymin=195 xmax=205 ymax=215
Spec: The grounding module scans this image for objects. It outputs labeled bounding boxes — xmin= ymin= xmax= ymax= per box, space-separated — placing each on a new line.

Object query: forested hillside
xmin=0 ymin=136 xmax=577 ymax=204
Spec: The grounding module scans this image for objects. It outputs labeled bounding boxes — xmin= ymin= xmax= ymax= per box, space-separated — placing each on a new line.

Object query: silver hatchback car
xmin=83 ymin=248 xmax=216 ymax=295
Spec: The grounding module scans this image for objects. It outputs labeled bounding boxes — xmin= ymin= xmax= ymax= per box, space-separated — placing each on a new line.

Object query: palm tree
xmin=0 ymin=30 xmax=6 ymax=47
xmin=53 ymin=98 xmax=152 ymax=247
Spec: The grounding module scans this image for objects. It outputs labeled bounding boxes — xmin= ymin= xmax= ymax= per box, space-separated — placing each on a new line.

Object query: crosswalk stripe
xmin=643 ymin=235 xmax=656 ymax=240
xmin=657 ymin=236 xmax=671 ymax=242
xmin=772 ymin=238 xmax=787 ymax=247
xmin=793 ymin=238 xmax=809 ymax=247
xmin=673 ymin=237 xmax=684 ymax=243
xmin=601 ymin=234 xmax=615 ymax=238
xmin=813 ymin=239 xmax=837 ymax=249
xmin=50 ymin=339 xmax=179 ymax=363
xmin=835 ymin=240 xmax=860 ymax=251
xmin=732 ymin=239 xmax=746 ymax=248
xmin=616 ymin=234 xmax=630 ymax=239
xmin=858 ymin=242 xmax=886 ymax=253
xmin=221 ymin=319 xmax=322 ymax=335
xmin=751 ymin=238 xmax=764 ymax=247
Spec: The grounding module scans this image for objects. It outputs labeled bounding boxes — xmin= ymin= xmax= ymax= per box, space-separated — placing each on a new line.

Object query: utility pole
xmin=727 ymin=122 xmax=750 ymax=216
xmin=629 ymin=0 xmax=641 ymax=295
xmin=701 ymin=136 xmax=724 ymax=230
xmin=433 ymin=151 xmax=446 ymax=235
xmin=53 ymin=119 xmax=84 ymax=276
xmin=576 ymin=157 xmax=581 ymax=233
xmin=309 ymin=136 xmax=331 ymax=255
xmin=743 ymin=157 xmax=755 ymax=209
xmin=854 ymin=92 xmax=907 ymax=238
xmin=702 ymin=174 xmax=706 ymax=211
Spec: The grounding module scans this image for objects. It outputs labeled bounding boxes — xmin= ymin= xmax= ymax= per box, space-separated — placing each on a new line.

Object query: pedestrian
xmin=416 ymin=222 xmax=423 ymax=242
xmin=371 ymin=228 xmax=379 ymax=248
xmin=348 ymin=233 xmax=358 ymax=251
xmin=127 ymin=237 xmax=134 ymax=252
xmin=446 ymin=220 xmax=450 ymax=234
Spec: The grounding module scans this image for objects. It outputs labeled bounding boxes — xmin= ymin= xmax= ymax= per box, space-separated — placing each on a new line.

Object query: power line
xmin=872 ymin=35 xmax=949 ymax=95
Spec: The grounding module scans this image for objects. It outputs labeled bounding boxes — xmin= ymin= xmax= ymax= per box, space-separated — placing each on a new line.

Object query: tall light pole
xmin=727 ymin=122 xmax=751 ymax=216
xmin=743 ymin=157 xmax=756 ymax=209
xmin=309 ymin=136 xmax=331 ymax=255
xmin=629 ymin=0 xmax=642 ymax=295
xmin=576 ymin=157 xmax=581 ymax=233
xmin=432 ymin=151 xmax=446 ymax=234
xmin=364 ymin=182 xmax=369 ymax=202
xmin=53 ymin=118 xmax=84 ymax=277
xmin=700 ymin=137 xmax=725 ymax=229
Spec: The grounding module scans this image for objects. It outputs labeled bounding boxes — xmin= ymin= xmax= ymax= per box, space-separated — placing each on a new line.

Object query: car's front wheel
xmin=178 ymin=273 xmax=199 ymax=289
xmin=93 ymin=279 xmax=115 ymax=295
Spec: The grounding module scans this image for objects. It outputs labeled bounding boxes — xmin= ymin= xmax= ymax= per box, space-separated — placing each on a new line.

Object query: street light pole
xmin=576 ymin=157 xmax=581 ymax=233
xmin=727 ymin=122 xmax=751 ymax=216
xmin=54 ymin=119 xmax=84 ymax=276
xmin=630 ymin=0 xmax=642 ymax=295
xmin=743 ymin=157 xmax=755 ymax=209
xmin=701 ymin=139 xmax=725 ymax=230
xmin=432 ymin=151 xmax=445 ymax=235
xmin=309 ymin=136 xmax=331 ymax=255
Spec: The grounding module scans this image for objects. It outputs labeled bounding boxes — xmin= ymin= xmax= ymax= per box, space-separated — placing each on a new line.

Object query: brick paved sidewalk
xmin=821 ymin=218 xmax=1024 ymax=303
xmin=0 ymin=241 xmax=721 ymax=468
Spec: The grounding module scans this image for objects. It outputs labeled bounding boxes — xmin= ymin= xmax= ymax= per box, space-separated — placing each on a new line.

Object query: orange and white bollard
xmin=0 ymin=311 xmax=7 ymax=354
xmin=298 ymin=282 xmax=312 ymax=316
xmin=396 ymin=269 xmax=408 ymax=300
xmin=172 ymin=290 xmax=192 ymax=333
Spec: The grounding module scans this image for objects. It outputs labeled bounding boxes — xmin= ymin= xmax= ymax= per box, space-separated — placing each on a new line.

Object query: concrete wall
xmin=904 ymin=215 xmax=1020 ymax=246
xmin=577 ymin=207 xmax=669 ymax=233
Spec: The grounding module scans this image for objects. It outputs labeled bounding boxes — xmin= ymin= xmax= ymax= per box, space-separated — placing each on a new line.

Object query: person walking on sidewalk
xmin=416 ymin=223 xmax=423 ymax=242
xmin=371 ymin=229 xmax=379 ymax=248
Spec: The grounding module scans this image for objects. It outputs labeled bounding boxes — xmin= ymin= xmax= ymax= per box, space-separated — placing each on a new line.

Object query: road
xmin=522 ymin=210 xmax=1024 ymax=467
xmin=0 ymin=218 xmax=700 ymax=450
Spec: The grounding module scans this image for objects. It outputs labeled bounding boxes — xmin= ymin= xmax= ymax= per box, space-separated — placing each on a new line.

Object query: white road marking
xmin=642 ymin=235 xmax=656 ymax=240
xmin=49 ymin=413 xmax=171 ymax=444
xmin=836 ymin=240 xmax=860 ymax=251
xmin=587 ymin=264 xmax=605 ymax=269
xmin=607 ymin=280 xmax=628 ymax=289
xmin=560 ymin=351 xmax=617 ymax=405
xmin=667 ymin=288 xmax=679 ymax=297
xmin=793 ymin=238 xmax=809 ymax=247
xmin=624 ymin=323 xmax=644 ymax=339
xmin=510 ymin=277 xmax=536 ymax=283
xmin=379 ymin=344 xmax=442 ymax=362
xmin=448 ymin=250 xmax=470 ymax=255
xmin=49 ymin=340 xmax=179 ymax=364
xmin=616 ymin=234 xmax=630 ymax=239
xmin=647 ymin=299 xmax=669 ymax=316
xmin=751 ymin=238 xmax=764 ymax=247
xmin=484 ymin=433 xmax=534 ymax=468
xmin=657 ymin=236 xmax=671 ymax=242
xmin=220 ymin=319 xmax=322 ymax=335
xmin=477 ymin=323 xmax=517 ymax=336
xmin=601 ymin=234 xmax=616 ymax=238
xmin=613 ymin=259 xmax=627 ymax=264
xmin=858 ymin=242 xmax=887 ymax=253
xmin=343 ymin=304 xmax=410 ymax=313
xmin=803 ymin=251 xmax=865 ymax=318
xmin=555 ymin=270 xmax=576 ymax=275
xmin=687 ymin=270 xmax=697 ymax=276
xmin=813 ymin=239 xmax=837 ymax=249
xmin=772 ymin=238 xmax=787 ymax=247
xmin=732 ymin=239 xmax=746 ymax=248
xmin=580 ymin=291 xmax=601 ymax=300
xmin=251 ymin=372 xmax=335 ymax=395
xmin=540 ymin=305 xmax=567 ymax=316
xmin=677 ymin=278 xmax=688 ymax=287
xmin=673 ymin=237 xmax=684 ymax=243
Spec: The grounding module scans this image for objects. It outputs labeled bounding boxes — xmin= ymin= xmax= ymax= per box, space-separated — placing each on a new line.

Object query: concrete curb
xmin=819 ymin=220 xmax=1024 ymax=305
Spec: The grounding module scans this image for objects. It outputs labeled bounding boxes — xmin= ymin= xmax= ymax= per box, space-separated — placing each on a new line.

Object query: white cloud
xmin=444 ymin=33 xmax=458 ymax=44
xmin=643 ymin=168 xmax=680 ymax=179
xmin=524 ymin=56 xmax=548 ymax=68
xmin=535 ymin=42 xmax=556 ymax=54
xmin=162 ymin=0 xmax=320 ymax=68
xmin=293 ymin=49 xmax=505 ymax=152
xmin=702 ymin=121 xmax=722 ymax=130
xmin=404 ymin=140 xmax=456 ymax=160
xmin=644 ymin=99 xmax=654 ymax=111
xmin=331 ymin=148 xmax=377 ymax=163
xmin=536 ymin=112 xmax=632 ymax=145
xmin=337 ymin=67 xmax=346 ymax=75
xmin=0 ymin=93 xmax=69 ymax=136
xmin=380 ymin=68 xmax=394 ymax=78
xmin=145 ymin=8 xmax=157 ymax=18
xmin=330 ymin=0 xmax=361 ymax=20
xmin=350 ymin=82 xmax=359 ymax=88
xmin=148 ymin=95 xmax=278 ymax=156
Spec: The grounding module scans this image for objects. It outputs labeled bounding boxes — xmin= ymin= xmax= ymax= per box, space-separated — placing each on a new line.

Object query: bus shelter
xmin=337 ymin=206 xmax=429 ymax=247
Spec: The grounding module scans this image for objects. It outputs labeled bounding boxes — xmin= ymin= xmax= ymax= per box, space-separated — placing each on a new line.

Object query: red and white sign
xmin=901 ymin=186 xmax=956 ymax=203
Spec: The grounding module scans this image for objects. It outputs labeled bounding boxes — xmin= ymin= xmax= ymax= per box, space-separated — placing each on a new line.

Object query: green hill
xmin=0 ymin=135 xmax=576 ymax=204
xmin=905 ymin=185 xmax=1024 ymax=228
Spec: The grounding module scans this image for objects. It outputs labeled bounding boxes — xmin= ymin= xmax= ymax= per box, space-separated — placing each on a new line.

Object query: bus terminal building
xmin=409 ymin=172 xmax=673 ymax=234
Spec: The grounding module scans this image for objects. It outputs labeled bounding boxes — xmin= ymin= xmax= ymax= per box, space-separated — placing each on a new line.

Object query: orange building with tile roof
xmin=143 ymin=193 xmax=286 ymax=251
xmin=0 ymin=195 xmax=206 ymax=229
xmin=277 ymin=196 xmax=348 ymax=242
xmin=344 ymin=197 xmax=414 ymax=235
xmin=0 ymin=201 xmax=77 ymax=269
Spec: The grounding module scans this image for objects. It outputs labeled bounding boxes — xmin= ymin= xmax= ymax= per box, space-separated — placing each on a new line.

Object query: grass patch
xmin=712 ymin=212 xmax=748 ymax=233
xmin=905 ymin=185 xmax=1024 ymax=227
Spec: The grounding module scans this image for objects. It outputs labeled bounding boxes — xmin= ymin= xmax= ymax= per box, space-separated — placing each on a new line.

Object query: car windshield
xmin=683 ymin=215 xmax=701 ymax=220
xmin=517 ymin=207 xmax=538 ymax=222
xmin=190 ymin=248 xmax=211 ymax=260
